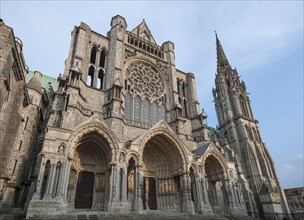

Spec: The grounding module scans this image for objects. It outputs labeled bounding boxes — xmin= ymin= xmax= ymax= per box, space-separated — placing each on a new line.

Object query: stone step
xmin=27 ymin=214 xmax=229 ymax=220
xmin=88 ymin=215 xmax=98 ymax=220
xmin=77 ymin=215 xmax=88 ymax=220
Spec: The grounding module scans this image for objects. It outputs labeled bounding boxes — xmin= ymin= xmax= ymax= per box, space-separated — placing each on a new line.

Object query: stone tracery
xmin=125 ymin=61 xmax=165 ymax=101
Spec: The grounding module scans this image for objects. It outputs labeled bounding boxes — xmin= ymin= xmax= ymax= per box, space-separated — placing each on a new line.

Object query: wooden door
xmin=148 ymin=177 xmax=157 ymax=210
xmin=75 ymin=171 xmax=94 ymax=209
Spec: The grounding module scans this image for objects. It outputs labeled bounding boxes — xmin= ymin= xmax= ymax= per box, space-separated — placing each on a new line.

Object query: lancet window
xmin=86 ymin=45 xmax=107 ymax=89
xmin=239 ymin=95 xmax=249 ymax=117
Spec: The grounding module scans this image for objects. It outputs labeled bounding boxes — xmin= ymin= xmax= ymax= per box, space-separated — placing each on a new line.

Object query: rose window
xmin=125 ymin=61 xmax=165 ymax=100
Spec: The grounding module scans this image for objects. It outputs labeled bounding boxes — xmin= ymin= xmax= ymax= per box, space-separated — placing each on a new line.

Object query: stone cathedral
xmin=0 ymin=16 xmax=290 ymax=220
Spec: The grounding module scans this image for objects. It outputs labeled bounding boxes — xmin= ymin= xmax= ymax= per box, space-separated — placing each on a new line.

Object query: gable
xmin=131 ymin=19 xmax=157 ymax=45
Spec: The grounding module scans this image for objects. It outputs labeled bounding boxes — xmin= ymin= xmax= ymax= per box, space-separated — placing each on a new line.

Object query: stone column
xmin=145 ymin=177 xmax=149 ymax=210
xmin=46 ymin=164 xmax=56 ymax=197
xmin=58 ymin=158 xmax=70 ymax=198
xmin=181 ymin=173 xmax=195 ymax=214
xmin=33 ymin=159 xmax=46 ymax=199
xmin=109 ymin=164 xmax=115 ymax=203
xmin=62 ymin=158 xmax=71 ymax=198
xmin=133 ymin=165 xmax=142 ymax=212
xmin=93 ymin=51 xmax=100 ymax=88
xmin=122 ymin=167 xmax=128 ymax=202
xmin=195 ymin=176 xmax=203 ymax=213
xmin=222 ymin=179 xmax=234 ymax=214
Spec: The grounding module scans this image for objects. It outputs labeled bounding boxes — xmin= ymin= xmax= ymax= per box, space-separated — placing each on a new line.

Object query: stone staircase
xmin=26 ymin=211 xmax=234 ymax=220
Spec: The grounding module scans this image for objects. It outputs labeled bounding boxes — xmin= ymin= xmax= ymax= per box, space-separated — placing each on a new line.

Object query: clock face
xmin=125 ymin=61 xmax=165 ymax=100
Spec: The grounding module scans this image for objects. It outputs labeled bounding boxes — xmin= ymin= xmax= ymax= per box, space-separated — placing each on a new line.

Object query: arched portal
xmin=69 ymin=131 xmax=112 ymax=211
xmin=204 ymin=155 xmax=228 ymax=215
xmin=141 ymin=134 xmax=185 ymax=211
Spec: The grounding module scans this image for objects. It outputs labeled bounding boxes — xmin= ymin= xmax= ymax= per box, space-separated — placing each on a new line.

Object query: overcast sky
xmin=1 ymin=1 xmax=303 ymax=188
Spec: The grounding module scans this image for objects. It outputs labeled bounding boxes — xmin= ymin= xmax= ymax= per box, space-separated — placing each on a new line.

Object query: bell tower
xmin=212 ymin=33 xmax=290 ymax=218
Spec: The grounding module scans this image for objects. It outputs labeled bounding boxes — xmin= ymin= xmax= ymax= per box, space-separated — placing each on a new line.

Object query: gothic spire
xmin=215 ymin=32 xmax=230 ymax=70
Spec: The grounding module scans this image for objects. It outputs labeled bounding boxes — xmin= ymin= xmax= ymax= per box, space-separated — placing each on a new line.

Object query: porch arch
xmin=138 ymin=128 xmax=189 ymax=211
xmin=67 ymin=123 xmax=119 ymax=211
xmin=202 ymin=151 xmax=229 ymax=215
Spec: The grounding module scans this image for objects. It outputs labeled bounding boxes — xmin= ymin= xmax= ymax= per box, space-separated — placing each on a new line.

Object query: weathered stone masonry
xmin=0 ymin=16 xmax=290 ymax=220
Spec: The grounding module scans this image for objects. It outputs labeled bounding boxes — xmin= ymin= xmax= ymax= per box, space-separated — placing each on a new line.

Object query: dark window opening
xmin=18 ymin=141 xmax=22 ymax=151
xmin=99 ymin=50 xmax=106 ymax=67
xmin=24 ymin=117 xmax=29 ymax=130
xmin=12 ymin=160 xmax=17 ymax=174
xmin=90 ymin=46 xmax=97 ymax=64
xmin=97 ymin=69 xmax=104 ymax=89
xmin=87 ymin=66 xmax=95 ymax=87
xmin=124 ymin=79 xmax=128 ymax=91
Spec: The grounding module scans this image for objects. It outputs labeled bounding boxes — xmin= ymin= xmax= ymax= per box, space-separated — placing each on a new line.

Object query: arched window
xmin=97 ymin=69 xmax=104 ymax=89
xmin=90 ymin=46 xmax=97 ymax=64
xmin=151 ymin=101 xmax=158 ymax=125
xmin=124 ymin=93 xmax=132 ymax=121
xmin=134 ymin=96 xmax=142 ymax=124
xmin=182 ymin=83 xmax=186 ymax=97
xmin=143 ymin=98 xmax=150 ymax=127
xmin=289 ymin=202 xmax=294 ymax=209
xmin=159 ymin=104 xmax=166 ymax=121
xmin=295 ymin=202 xmax=300 ymax=208
xmin=184 ymin=99 xmax=188 ymax=118
xmin=177 ymin=80 xmax=181 ymax=95
xmin=246 ymin=125 xmax=253 ymax=140
xmin=87 ymin=66 xmax=94 ymax=87
xmin=240 ymin=96 xmax=249 ymax=117
xmin=252 ymin=128 xmax=259 ymax=141
xmin=99 ymin=50 xmax=106 ymax=67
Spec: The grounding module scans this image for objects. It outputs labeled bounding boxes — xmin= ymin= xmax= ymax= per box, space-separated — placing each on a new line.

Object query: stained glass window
xmin=151 ymin=101 xmax=158 ymax=125
xmin=134 ymin=96 xmax=142 ymax=123
xmin=125 ymin=93 xmax=132 ymax=121
xmin=143 ymin=98 xmax=150 ymax=127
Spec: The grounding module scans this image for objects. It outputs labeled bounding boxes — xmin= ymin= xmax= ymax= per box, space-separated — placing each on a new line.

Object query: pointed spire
xmin=215 ymin=32 xmax=230 ymax=70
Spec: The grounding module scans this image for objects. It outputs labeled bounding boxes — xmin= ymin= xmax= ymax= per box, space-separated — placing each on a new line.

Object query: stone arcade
xmin=0 ymin=16 xmax=290 ymax=219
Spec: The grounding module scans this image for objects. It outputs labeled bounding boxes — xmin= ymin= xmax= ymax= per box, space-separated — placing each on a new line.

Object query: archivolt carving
xmin=138 ymin=127 xmax=189 ymax=169
xmin=127 ymin=151 xmax=139 ymax=165
xmin=68 ymin=122 xmax=119 ymax=163
xmin=201 ymin=148 xmax=228 ymax=179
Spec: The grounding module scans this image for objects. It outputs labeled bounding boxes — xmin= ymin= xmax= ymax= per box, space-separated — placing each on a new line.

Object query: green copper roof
xmin=25 ymin=70 xmax=58 ymax=91
xmin=209 ymin=126 xmax=219 ymax=137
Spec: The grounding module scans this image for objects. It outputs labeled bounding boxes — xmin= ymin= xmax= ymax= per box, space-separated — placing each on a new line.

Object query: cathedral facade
xmin=0 ymin=16 xmax=290 ymax=219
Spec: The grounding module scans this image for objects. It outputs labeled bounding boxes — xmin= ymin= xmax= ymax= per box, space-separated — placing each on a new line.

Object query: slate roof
xmin=192 ymin=142 xmax=212 ymax=155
